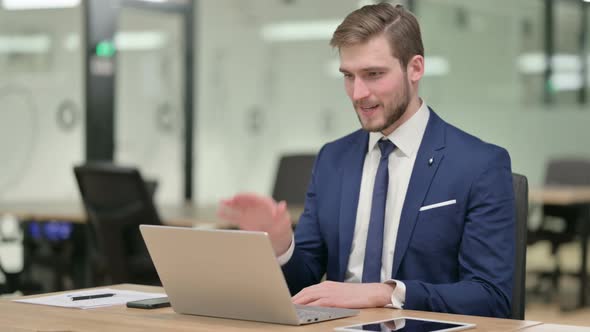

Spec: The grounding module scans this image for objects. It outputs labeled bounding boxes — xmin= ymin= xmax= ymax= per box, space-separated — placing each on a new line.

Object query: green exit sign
xmin=95 ymin=41 xmax=115 ymax=57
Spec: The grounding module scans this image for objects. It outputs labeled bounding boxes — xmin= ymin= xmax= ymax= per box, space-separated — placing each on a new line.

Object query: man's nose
xmin=352 ymin=78 xmax=370 ymax=101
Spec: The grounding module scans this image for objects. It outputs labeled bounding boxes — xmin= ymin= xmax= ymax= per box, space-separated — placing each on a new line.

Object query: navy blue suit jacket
xmin=282 ymin=109 xmax=515 ymax=318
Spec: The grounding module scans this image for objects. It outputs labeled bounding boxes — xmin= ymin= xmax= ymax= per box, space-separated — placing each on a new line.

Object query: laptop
xmin=139 ymin=225 xmax=359 ymax=325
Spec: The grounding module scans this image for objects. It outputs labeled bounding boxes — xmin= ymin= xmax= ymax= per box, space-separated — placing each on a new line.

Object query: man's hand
xmin=218 ymin=193 xmax=293 ymax=256
xmin=292 ymin=281 xmax=394 ymax=308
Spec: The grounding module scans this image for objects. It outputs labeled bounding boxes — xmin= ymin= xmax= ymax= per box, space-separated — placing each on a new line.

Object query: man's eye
xmin=343 ymin=73 xmax=353 ymax=79
xmin=368 ymin=72 xmax=382 ymax=78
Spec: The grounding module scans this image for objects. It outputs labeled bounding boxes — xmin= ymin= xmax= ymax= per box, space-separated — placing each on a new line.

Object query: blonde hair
xmin=330 ymin=3 xmax=424 ymax=69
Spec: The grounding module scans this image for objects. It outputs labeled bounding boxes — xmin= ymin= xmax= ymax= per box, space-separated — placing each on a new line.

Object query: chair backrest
xmin=74 ymin=163 xmax=161 ymax=284
xmin=545 ymin=158 xmax=590 ymax=186
xmin=271 ymin=154 xmax=316 ymax=205
xmin=511 ymin=173 xmax=528 ymax=320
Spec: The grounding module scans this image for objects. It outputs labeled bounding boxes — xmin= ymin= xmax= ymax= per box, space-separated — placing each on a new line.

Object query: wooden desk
xmin=0 ymin=201 xmax=305 ymax=228
xmin=0 ymin=201 xmax=218 ymax=227
xmin=520 ymin=323 xmax=590 ymax=331
xmin=529 ymin=186 xmax=590 ymax=206
xmin=529 ymin=186 xmax=590 ymax=309
xmin=0 ymin=284 xmax=541 ymax=332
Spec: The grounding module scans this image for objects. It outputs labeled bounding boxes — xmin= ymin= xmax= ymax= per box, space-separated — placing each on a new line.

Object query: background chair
xmin=74 ymin=163 xmax=161 ymax=286
xmin=512 ymin=173 xmax=528 ymax=320
xmin=271 ymin=154 xmax=316 ymax=206
xmin=527 ymin=158 xmax=590 ymax=302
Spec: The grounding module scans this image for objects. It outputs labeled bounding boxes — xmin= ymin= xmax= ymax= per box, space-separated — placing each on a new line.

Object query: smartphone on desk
xmin=126 ymin=297 xmax=170 ymax=309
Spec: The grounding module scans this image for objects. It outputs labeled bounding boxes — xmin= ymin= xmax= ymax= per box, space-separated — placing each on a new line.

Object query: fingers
xmin=292 ymin=287 xmax=337 ymax=307
xmin=216 ymin=206 xmax=242 ymax=225
xmin=292 ymin=282 xmax=366 ymax=308
xmin=305 ymin=299 xmax=327 ymax=307
xmin=221 ymin=193 xmax=278 ymax=212
xmin=292 ymin=291 xmax=318 ymax=305
xmin=232 ymin=193 xmax=275 ymax=209
xmin=292 ymin=283 xmax=324 ymax=304
xmin=306 ymin=299 xmax=344 ymax=308
xmin=218 ymin=193 xmax=281 ymax=231
xmin=275 ymin=200 xmax=293 ymax=225
xmin=292 ymin=286 xmax=309 ymax=303
xmin=217 ymin=198 xmax=254 ymax=229
xmin=276 ymin=200 xmax=287 ymax=212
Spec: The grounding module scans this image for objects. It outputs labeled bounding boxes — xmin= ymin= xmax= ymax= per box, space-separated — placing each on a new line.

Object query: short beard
xmin=358 ymin=76 xmax=411 ymax=133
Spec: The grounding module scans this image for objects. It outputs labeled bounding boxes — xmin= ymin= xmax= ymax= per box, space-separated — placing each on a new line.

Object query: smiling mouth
xmin=359 ymin=104 xmax=379 ymax=112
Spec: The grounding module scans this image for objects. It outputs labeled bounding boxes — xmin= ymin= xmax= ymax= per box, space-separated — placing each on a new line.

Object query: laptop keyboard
xmin=296 ymin=308 xmax=333 ymax=323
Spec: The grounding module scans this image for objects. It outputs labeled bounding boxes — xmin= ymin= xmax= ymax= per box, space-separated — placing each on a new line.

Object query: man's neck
xmin=381 ymin=97 xmax=422 ymax=136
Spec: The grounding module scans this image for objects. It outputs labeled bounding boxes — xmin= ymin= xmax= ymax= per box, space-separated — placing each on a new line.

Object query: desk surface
xmin=0 ymin=284 xmax=541 ymax=332
xmin=0 ymin=201 xmax=210 ymax=226
xmin=529 ymin=186 xmax=590 ymax=205
xmin=0 ymin=201 xmax=304 ymax=228
xmin=520 ymin=324 xmax=590 ymax=331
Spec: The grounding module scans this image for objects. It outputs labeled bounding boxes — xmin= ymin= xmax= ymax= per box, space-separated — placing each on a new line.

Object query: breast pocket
xmin=410 ymin=201 xmax=461 ymax=253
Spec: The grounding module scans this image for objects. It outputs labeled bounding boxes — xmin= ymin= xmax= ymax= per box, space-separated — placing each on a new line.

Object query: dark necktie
xmin=362 ymin=139 xmax=395 ymax=283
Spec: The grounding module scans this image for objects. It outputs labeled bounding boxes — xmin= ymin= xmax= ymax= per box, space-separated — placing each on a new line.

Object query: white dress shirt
xmin=279 ymin=100 xmax=430 ymax=308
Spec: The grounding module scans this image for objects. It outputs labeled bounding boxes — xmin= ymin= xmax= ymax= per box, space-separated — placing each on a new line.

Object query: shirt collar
xmin=368 ymin=99 xmax=430 ymax=158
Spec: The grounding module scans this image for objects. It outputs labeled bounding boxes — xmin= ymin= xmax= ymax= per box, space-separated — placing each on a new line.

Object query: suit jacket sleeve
xmin=402 ymin=148 xmax=515 ymax=318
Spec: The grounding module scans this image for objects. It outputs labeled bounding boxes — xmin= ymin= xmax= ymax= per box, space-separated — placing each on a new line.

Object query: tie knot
xmin=378 ymin=139 xmax=395 ymax=159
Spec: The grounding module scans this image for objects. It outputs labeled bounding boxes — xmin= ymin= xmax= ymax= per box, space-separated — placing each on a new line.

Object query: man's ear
xmin=407 ymin=55 xmax=424 ymax=83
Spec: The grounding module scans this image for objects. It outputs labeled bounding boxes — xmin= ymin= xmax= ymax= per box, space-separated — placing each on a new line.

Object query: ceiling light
xmin=0 ymin=35 xmax=51 ymax=53
xmin=261 ymin=20 xmax=341 ymax=42
xmin=2 ymin=0 xmax=80 ymax=10
xmin=517 ymin=52 xmax=582 ymax=74
xmin=551 ymin=73 xmax=583 ymax=91
xmin=424 ymin=56 xmax=450 ymax=76
xmin=115 ymin=31 xmax=166 ymax=51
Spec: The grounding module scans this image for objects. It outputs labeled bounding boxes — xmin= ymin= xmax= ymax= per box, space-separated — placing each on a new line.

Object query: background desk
xmin=529 ymin=186 xmax=590 ymax=308
xmin=0 ymin=201 xmax=305 ymax=227
xmin=0 ymin=202 xmax=304 ymax=292
xmin=0 ymin=201 xmax=225 ymax=227
xmin=0 ymin=284 xmax=542 ymax=332
xmin=529 ymin=186 xmax=590 ymax=206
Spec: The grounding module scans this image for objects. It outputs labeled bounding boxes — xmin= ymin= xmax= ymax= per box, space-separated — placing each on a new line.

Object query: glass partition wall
xmin=0 ymin=0 xmax=588 ymax=204
xmin=196 ymin=0 xmax=590 ymax=204
xmin=115 ymin=7 xmax=185 ymax=204
xmin=0 ymin=5 xmax=84 ymax=202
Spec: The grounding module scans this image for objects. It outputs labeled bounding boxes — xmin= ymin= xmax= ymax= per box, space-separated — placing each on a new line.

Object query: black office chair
xmin=512 ymin=173 xmax=528 ymax=320
xmin=271 ymin=154 xmax=316 ymax=206
xmin=74 ymin=163 xmax=161 ymax=286
xmin=527 ymin=158 xmax=590 ymax=300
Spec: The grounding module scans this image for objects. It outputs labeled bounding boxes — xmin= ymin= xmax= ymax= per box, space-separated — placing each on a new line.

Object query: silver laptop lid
xmin=140 ymin=225 xmax=301 ymax=325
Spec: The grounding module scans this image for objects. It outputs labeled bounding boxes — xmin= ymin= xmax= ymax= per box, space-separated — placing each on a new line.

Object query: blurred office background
xmin=1 ymin=0 xmax=590 ymax=324
xmin=0 ymin=0 xmax=589 ymax=204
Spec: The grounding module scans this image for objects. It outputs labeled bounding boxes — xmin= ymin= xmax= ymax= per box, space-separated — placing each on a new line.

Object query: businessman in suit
xmin=219 ymin=3 xmax=515 ymax=318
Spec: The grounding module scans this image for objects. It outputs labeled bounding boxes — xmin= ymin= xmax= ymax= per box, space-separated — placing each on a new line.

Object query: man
xmin=219 ymin=3 xmax=514 ymax=318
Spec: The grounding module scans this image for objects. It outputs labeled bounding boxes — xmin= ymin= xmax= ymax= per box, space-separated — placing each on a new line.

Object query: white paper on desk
xmin=13 ymin=288 xmax=166 ymax=309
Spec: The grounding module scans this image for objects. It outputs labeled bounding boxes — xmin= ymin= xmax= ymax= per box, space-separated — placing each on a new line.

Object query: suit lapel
xmin=338 ymin=131 xmax=369 ymax=281
xmin=391 ymin=109 xmax=447 ymax=278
